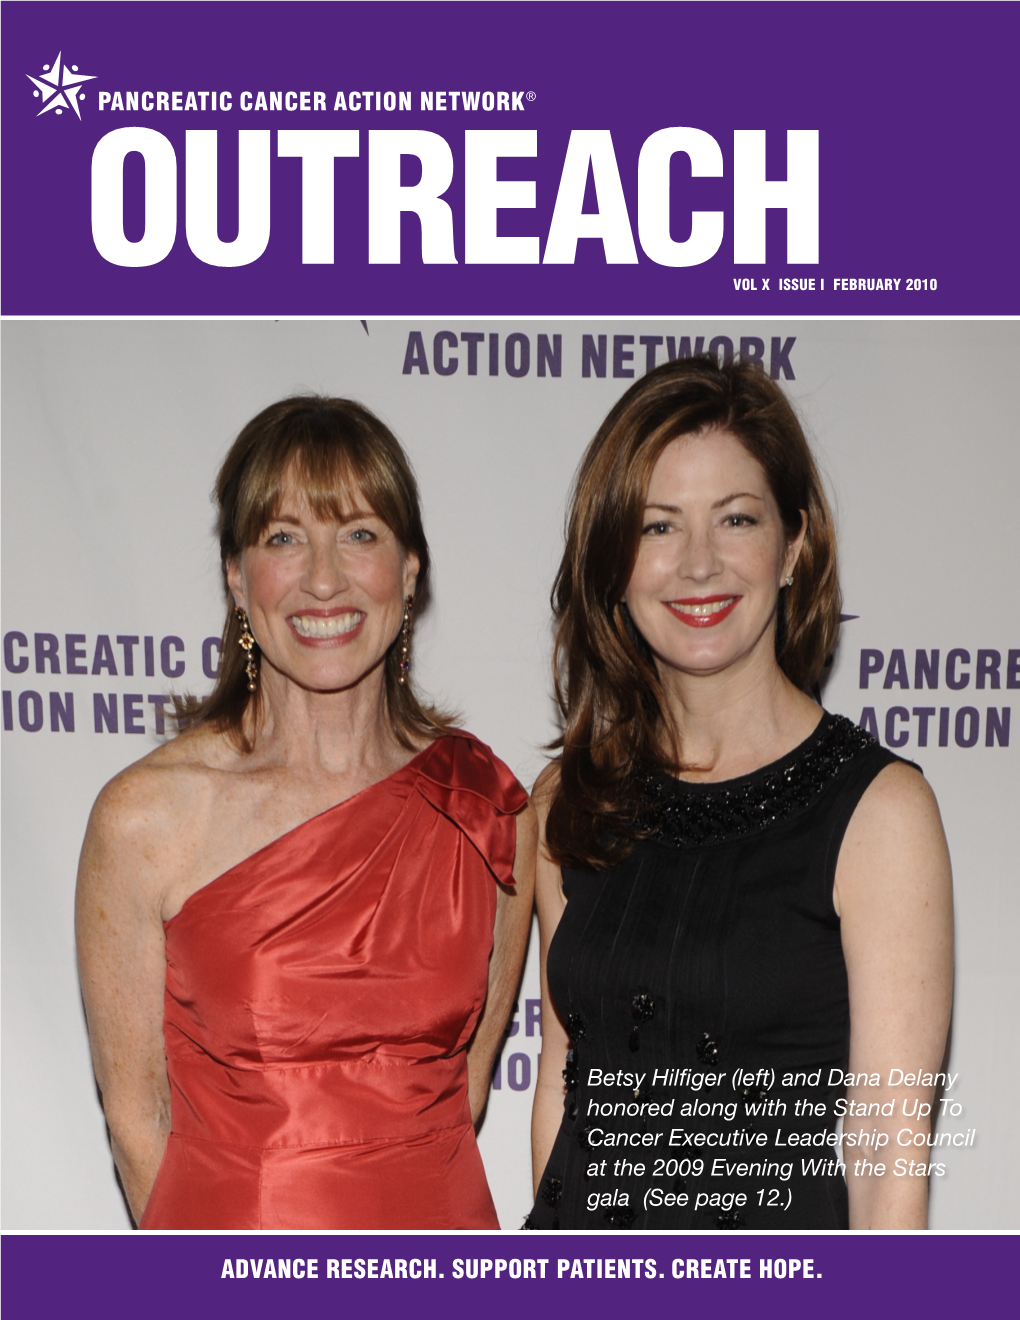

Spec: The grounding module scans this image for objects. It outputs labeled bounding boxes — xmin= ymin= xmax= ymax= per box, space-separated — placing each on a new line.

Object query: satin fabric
xmin=140 ymin=733 xmax=527 ymax=1230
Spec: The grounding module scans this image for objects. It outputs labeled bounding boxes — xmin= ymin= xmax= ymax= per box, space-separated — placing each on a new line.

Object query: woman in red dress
xmin=75 ymin=397 xmax=535 ymax=1229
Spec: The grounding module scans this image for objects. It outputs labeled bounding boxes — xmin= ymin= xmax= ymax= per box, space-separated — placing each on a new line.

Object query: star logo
xmin=26 ymin=52 xmax=96 ymax=119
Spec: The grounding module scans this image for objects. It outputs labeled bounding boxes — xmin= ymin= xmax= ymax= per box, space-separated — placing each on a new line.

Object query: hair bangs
xmin=230 ymin=417 xmax=388 ymax=552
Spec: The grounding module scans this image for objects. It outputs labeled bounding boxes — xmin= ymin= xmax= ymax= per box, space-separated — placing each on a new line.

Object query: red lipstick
xmin=666 ymin=595 xmax=740 ymax=628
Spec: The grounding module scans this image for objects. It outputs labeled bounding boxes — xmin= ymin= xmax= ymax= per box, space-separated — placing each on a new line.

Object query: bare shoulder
xmin=507 ymin=796 xmax=538 ymax=904
xmin=835 ymin=760 xmax=951 ymax=916
xmin=844 ymin=760 xmax=945 ymax=847
xmin=78 ymin=726 xmax=232 ymax=911
xmin=515 ymin=797 xmax=539 ymax=852
xmin=529 ymin=761 xmax=566 ymax=919
xmin=87 ymin=726 xmax=226 ymax=843
xmin=530 ymin=760 xmax=561 ymax=829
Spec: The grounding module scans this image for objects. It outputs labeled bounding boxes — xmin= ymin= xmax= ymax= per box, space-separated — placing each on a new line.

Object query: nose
xmin=679 ymin=522 xmax=723 ymax=583
xmin=303 ymin=538 xmax=349 ymax=598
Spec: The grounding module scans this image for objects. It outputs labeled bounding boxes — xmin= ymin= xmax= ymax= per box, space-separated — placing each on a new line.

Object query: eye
xmin=347 ymin=526 xmax=376 ymax=543
xmin=266 ymin=529 xmax=295 ymax=546
xmin=642 ymin=520 xmax=672 ymax=536
xmin=723 ymin=513 xmax=758 ymax=528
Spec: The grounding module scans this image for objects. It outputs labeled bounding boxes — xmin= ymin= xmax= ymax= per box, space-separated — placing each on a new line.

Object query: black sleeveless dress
xmin=528 ymin=713 xmax=909 ymax=1230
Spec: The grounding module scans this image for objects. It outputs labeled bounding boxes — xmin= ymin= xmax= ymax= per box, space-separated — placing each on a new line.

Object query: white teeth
xmin=673 ymin=598 xmax=735 ymax=617
xmin=290 ymin=612 xmax=362 ymax=638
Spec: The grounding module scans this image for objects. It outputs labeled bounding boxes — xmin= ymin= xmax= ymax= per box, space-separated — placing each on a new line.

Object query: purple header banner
xmin=4 ymin=1232 xmax=1019 ymax=1319
xmin=2 ymin=1 xmax=1017 ymax=317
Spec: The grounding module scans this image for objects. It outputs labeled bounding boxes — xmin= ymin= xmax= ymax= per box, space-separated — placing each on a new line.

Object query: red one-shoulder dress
xmin=140 ymin=733 xmax=527 ymax=1230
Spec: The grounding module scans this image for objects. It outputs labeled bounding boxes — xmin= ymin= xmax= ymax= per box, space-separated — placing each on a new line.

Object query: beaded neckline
xmin=633 ymin=713 xmax=878 ymax=849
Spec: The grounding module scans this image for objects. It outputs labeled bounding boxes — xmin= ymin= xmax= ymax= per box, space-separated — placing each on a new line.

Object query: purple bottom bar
xmin=3 ymin=1233 xmax=1017 ymax=1319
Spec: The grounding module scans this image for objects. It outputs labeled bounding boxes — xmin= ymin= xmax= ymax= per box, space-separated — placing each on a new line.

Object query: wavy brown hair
xmin=184 ymin=395 xmax=455 ymax=752
xmin=546 ymin=355 xmax=841 ymax=869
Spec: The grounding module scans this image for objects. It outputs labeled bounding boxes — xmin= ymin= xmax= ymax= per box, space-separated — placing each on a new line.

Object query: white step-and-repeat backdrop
xmin=2 ymin=319 xmax=1017 ymax=1228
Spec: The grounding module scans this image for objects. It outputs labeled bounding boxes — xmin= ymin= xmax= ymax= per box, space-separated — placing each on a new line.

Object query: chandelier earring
xmin=397 ymin=595 xmax=415 ymax=685
xmin=234 ymin=607 xmax=259 ymax=693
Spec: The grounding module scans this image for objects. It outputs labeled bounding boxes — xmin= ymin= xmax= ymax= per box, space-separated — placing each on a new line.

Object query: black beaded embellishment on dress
xmin=542 ymin=1177 xmax=563 ymax=1208
xmin=634 ymin=715 xmax=876 ymax=849
xmin=629 ymin=991 xmax=656 ymax=1052
xmin=566 ymin=1012 xmax=587 ymax=1041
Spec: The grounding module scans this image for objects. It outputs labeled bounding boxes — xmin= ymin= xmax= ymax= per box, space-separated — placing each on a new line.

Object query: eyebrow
xmin=644 ymin=492 xmax=765 ymax=514
xmin=712 ymin=491 xmax=765 ymax=509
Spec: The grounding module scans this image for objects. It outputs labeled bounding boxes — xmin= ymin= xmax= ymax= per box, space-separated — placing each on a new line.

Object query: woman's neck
xmin=240 ymin=665 xmax=413 ymax=780
xmin=658 ymin=651 xmax=822 ymax=783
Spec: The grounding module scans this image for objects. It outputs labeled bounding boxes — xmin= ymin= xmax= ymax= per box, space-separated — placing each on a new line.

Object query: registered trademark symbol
xmin=526 ymin=90 xmax=536 ymax=101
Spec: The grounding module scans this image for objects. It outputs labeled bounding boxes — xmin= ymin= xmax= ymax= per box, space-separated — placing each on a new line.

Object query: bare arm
xmin=529 ymin=769 xmax=571 ymax=1195
xmin=75 ymin=773 xmax=174 ymax=1225
xmin=467 ymin=803 xmax=538 ymax=1126
xmin=834 ymin=763 xmax=954 ymax=1229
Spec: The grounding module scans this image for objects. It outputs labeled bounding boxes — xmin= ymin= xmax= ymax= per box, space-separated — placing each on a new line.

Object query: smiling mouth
xmin=667 ymin=596 xmax=740 ymax=627
xmin=289 ymin=611 xmax=364 ymax=639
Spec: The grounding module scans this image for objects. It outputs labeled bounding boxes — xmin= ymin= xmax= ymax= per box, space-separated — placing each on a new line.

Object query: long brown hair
xmin=546 ymin=355 xmax=841 ymax=869
xmin=185 ymin=395 xmax=455 ymax=751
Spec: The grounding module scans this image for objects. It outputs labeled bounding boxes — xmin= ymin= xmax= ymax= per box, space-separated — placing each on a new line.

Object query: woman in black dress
xmin=529 ymin=357 xmax=953 ymax=1230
